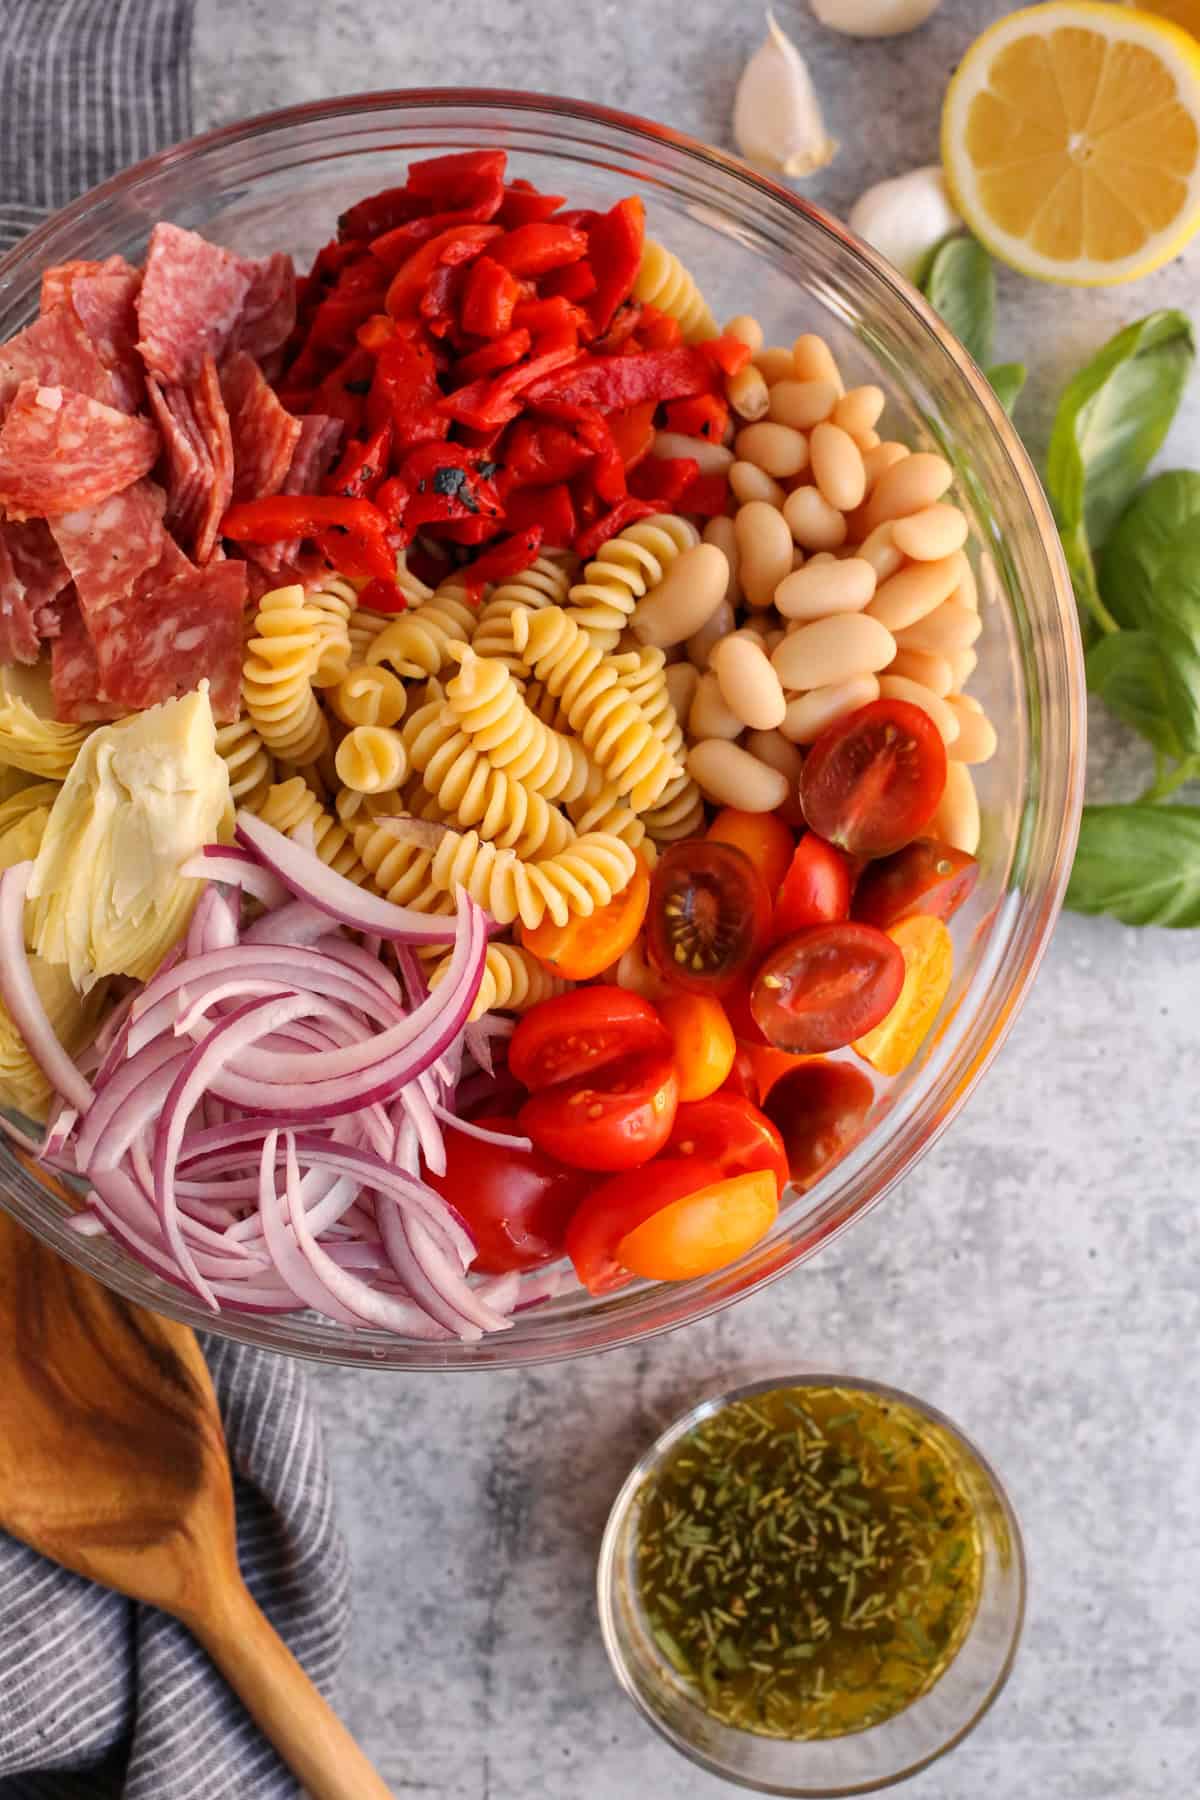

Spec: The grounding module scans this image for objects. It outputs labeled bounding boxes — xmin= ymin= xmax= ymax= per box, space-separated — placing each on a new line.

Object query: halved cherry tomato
xmin=659 ymin=993 xmax=735 ymax=1102
xmin=665 ymin=1092 xmax=789 ymax=1198
xmin=565 ymin=1156 xmax=726 ymax=1293
xmin=852 ymin=915 xmax=953 ymax=1075
xmin=762 ymin=1061 xmax=875 ymax=1190
xmin=773 ymin=832 xmax=853 ymax=939
xmin=423 ymin=1116 xmax=592 ymax=1273
xmin=750 ymin=922 xmax=906 ymax=1054
xmin=707 ymin=808 xmax=794 ymax=897
xmin=800 ymin=698 xmax=947 ymax=858
xmin=508 ymin=986 xmax=668 ymax=1091
xmin=522 ymin=853 xmax=650 ymax=980
xmin=853 ymin=838 xmax=979 ymax=930
xmin=646 ymin=839 xmax=771 ymax=995
xmin=738 ymin=1039 xmax=812 ymax=1105
xmin=617 ymin=1169 xmax=778 ymax=1281
xmin=518 ymin=1049 xmax=679 ymax=1171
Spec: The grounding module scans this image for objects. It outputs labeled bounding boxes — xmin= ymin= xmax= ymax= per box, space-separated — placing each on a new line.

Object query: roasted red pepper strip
xmin=664 ymin=393 xmax=730 ymax=441
xmin=460 ymin=255 xmax=521 ymax=338
xmin=541 ymin=260 xmax=598 ymax=302
xmin=526 ymin=346 xmax=718 ymax=411
xmin=222 ymin=495 xmax=397 ymax=583
xmin=400 ymin=443 xmax=504 ymax=532
xmin=636 ymin=306 xmax=683 ymax=350
xmin=356 ymin=313 xmax=396 ymax=354
xmin=572 ymin=411 xmax=626 ymax=505
xmin=454 ymin=329 xmax=532 ymax=382
xmin=366 ymin=335 xmax=447 ymax=451
xmin=497 ymin=180 xmax=567 ymax=228
xmin=488 ymin=222 xmax=589 ymax=277
xmin=439 ymin=341 xmax=583 ymax=430
xmin=698 ymin=334 xmax=753 ymax=378
xmin=606 ymin=401 xmax=657 ymax=469
xmin=463 ymin=527 xmax=545 ymax=595
xmin=311 ymin=345 xmax=376 ymax=435
xmin=384 ymin=224 xmax=502 ymax=318
xmin=511 ymin=296 xmax=590 ymax=338
xmin=355 ymin=576 xmax=411 ymax=614
xmin=589 ymin=301 xmax=643 ymax=356
xmin=629 ymin=454 xmax=701 ymax=506
xmin=405 ymin=149 xmax=507 ymax=212
xmin=502 ymin=418 xmax=594 ymax=486
xmin=338 ymin=187 xmax=431 ymax=244
xmin=369 ymin=209 xmax=507 ymax=274
xmin=502 ymin=481 xmax=577 ymax=546
xmin=678 ymin=470 xmax=731 ymax=516
xmin=323 ymin=422 xmax=392 ymax=499
xmin=573 ymin=497 xmax=658 ymax=558
xmin=420 ymin=261 xmax=471 ymax=336
xmin=583 ymin=196 xmax=645 ymax=333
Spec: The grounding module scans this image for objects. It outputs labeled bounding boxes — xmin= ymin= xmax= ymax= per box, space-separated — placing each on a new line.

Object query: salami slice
xmin=40 ymin=255 xmax=132 ymax=315
xmin=137 ymin=223 xmax=253 ymax=386
xmin=48 ymin=480 xmax=168 ymax=618
xmin=0 ymin=530 xmax=39 ymax=664
xmin=3 ymin=519 xmax=71 ymax=615
xmin=91 ymin=556 xmax=247 ymax=721
xmin=50 ymin=596 xmax=125 ymax=723
xmin=147 ymin=375 xmax=207 ymax=549
xmin=232 ymin=252 xmax=296 ymax=369
xmin=0 ymin=383 xmax=159 ymax=520
xmin=70 ymin=265 xmax=144 ymax=412
xmin=191 ymin=356 xmax=234 ymax=564
xmin=0 ymin=307 xmax=118 ymax=418
xmin=221 ymin=351 xmax=303 ymax=503
xmin=282 ymin=413 xmax=344 ymax=494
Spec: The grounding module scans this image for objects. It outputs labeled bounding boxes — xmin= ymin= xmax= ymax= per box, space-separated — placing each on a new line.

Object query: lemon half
xmin=942 ymin=1 xmax=1200 ymax=284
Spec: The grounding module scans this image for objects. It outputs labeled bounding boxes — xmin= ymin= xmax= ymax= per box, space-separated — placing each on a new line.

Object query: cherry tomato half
xmin=762 ymin=1061 xmax=875 ymax=1190
xmin=707 ymin=808 xmax=795 ymax=897
xmin=852 ymin=915 xmax=953 ymax=1076
xmin=773 ymin=832 xmax=854 ymax=940
xmin=659 ymin=992 xmax=736 ymax=1102
xmin=424 ymin=1116 xmax=592 ymax=1273
xmin=616 ymin=1169 xmax=778 ymax=1282
xmin=566 ymin=1156 xmax=726 ymax=1294
xmin=852 ymin=838 xmax=979 ymax=931
xmin=523 ymin=852 xmax=650 ymax=980
xmin=646 ymin=839 xmax=771 ymax=995
xmin=518 ymin=1049 xmax=679 ymax=1172
xmin=508 ymin=986 xmax=668 ymax=1092
xmin=800 ymin=698 xmax=947 ymax=858
xmin=750 ymin=922 xmax=906 ymax=1054
xmin=666 ymin=1092 xmax=789 ymax=1198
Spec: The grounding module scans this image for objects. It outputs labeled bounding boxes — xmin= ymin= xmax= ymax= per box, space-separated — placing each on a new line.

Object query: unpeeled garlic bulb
xmin=733 ymin=11 xmax=837 ymax=179
xmin=847 ymin=166 xmax=962 ymax=279
xmin=811 ymin=0 xmax=941 ymax=36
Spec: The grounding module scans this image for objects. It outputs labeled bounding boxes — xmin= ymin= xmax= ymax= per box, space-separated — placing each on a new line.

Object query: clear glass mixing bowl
xmin=0 ymin=91 xmax=1084 ymax=1369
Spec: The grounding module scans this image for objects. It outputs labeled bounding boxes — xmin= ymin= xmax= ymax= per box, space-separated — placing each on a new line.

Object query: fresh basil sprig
xmin=1067 ymin=805 xmax=1200 ymax=927
xmin=918 ymin=235 xmax=1025 ymax=416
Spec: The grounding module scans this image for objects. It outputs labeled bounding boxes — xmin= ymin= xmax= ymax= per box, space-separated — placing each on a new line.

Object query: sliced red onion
xmin=187 ymin=884 xmax=241 ymax=959
xmin=473 ymin=1270 xmax=522 ymax=1314
xmin=180 ymin=846 xmax=288 ymax=909
xmin=258 ymin=1134 xmax=361 ymax=1326
xmin=76 ymin=1035 xmax=190 ymax=1172
xmin=464 ymin=1013 xmax=515 ymax=1079
xmin=286 ymin=1137 xmax=476 ymax=1269
xmin=128 ymin=944 xmax=404 ymax=1052
xmin=394 ymin=945 xmax=429 ymax=1010
xmin=0 ymin=864 xmax=95 ymax=1114
xmin=314 ymin=935 xmax=404 ymax=1005
xmin=401 ymin=1079 xmax=446 ymax=1177
xmin=242 ymin=900 xmax=338 ymax=947
xmin=428 ymin=1101 xmax=533 ymax=1153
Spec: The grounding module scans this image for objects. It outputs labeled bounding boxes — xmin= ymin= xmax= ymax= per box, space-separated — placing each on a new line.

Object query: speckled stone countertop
xmin=194 ymin=6 xmax=1200 ymax=1794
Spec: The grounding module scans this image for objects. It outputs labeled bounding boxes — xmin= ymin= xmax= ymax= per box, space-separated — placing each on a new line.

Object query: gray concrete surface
xmin=194 ymin=5 xmax=1200 ymax=1794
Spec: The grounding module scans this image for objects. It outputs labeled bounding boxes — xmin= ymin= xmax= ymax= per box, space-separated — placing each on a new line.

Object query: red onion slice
xmin=242 ymin=900 xmax=337 ymax=947
xmin=0 ymin=864 xmax=95 ymax=1114
xmin=180 ymin=846 xmax=288 ymax=909
xmin=428 ymin=1102 xmax=533 ymax=1153
xmin=258 ymin=1134 xmax=361 ymax=1326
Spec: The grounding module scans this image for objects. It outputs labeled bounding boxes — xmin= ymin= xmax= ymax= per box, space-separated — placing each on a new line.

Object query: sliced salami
xmin=48 ymin=480 xmax=168 ymax=618
xmin=70 ymin=265 xmax=145 ymax=412
xmin=136 ymin=223 xmax=253 ymax=385
xmin=282 ymin=413 xmax=344 ymax=493
xmin=91 ymin=556 xmax=247 ymax=721
xmin=3 ymin=519 xmax=71 ymax=616
xmin=50 ymin=596 xmax=124 ymax=723
xmin=147 ymin=374 xmax=208 ymax=549
xmin=221 ymin=351 xmax=303 ymax=503
xmin=0 ymin=531 xmax=39 ymax=665
xmin=232 ymin=252 xmax=297 ymax=369
xmin=0 ymin=307 xmax=118 ymax=417
xmin=0 ymin=383 xmax=160 ymax=520
xmin=40 ymin=255 xmax=132 ymax=315
xmin=191 ymin=355 xmax=234 ymax=564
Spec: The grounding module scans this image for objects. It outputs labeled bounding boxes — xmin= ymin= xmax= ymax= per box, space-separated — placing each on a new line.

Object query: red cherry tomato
xmin=750 ymin=923 xmax=906 ymax=1054
xmin=646 ymin=839 xmax=771 ymax=995
xmin=565 ymin=1156 xmax=727 ymax=1294
xmin=508 ymin=986 xmax=668 ymax=1091
xmin=852 ymin=838 xmax=980 ymax=930
xmin=665 ymin=1092 xmax=789 ymax=1197
xmin=517 ymin=1049 xmax=679 ymax=1172
xmin=762 ymin=1060 xmax=875 ymax=1189
xmin=800 ymin=698 xmax=948 ymax=858
xmin=773 ymin=832 xmax=854 ymax=939
xmin=423 ymin=1116 xmax=592 ymax=1273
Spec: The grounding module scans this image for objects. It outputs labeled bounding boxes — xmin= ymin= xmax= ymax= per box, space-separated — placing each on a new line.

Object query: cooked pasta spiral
xmin=306 ymin=574 xmax=356 ymax=687
xmin=329 ymin=663 xmax=408 ymax=730
xmin=471 ymin=554 xmax=576 ymax=673
xmin=614 ymin=644 xmax=704 ymax=841
xmin=566 ymin=515 xmax=699 ymax=646
xmin=0 ymin=665 xmax=91 ymax=779
xmin=368 ymin=575 xmax=476 ymax=680
xmin=429 ymin=942 xmax=565 ymax=1021
xmin=215 ymin=718 xmax=274 ymax=814
xmin=567 ymin=783 xmax=655 ymax=866
xmin=333 ymin=725 xmax=409 ymax=796
xmin=354 ymin=818 xmax=456 ymax=918
xmin=242 ymin=585 xmax=329 ymax=765
xmin=632 ymin=240 xmax=717 ymax=343
xmin=424 ymin=826 xmax=638 ymax=929
xmin=508 ymin=607 xmax=679 ymax=812
xmin=640 ymin=768 xmax=707 ymax=843
xmin=402 ymin=693 xmax=574 ymax=858
xmin=444 ymin=646 xmax=590 ymax=802
xmin=522 ymin=679 xmax=570 ymax=732
xmin=346 ymin=552 xmax=435 ymax=662
xmin=259 ymin=777 xmax=369 ymax=883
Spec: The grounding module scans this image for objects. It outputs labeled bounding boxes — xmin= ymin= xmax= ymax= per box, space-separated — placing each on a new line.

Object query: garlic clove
xmin=847 ymin=166 xmax=962 ymax=280
xmin=810 ymin=0 xmax=942 ymax=38
xmin=733 ymin=10 xmax=837 ymax=179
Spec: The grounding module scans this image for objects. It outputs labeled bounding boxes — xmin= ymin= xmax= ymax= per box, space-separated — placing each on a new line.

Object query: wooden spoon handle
xmin=194 ymin=1579 xmax=395 ymax=1800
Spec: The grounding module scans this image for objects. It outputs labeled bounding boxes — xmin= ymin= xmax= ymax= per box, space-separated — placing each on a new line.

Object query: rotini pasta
xmin=471 ymin=554 xmax=576 ymax=673
xmin=305 ymin=574 xmax=356 ymax=687
xmin=367 ymin=574 xmax=476 ymax=680
xmin=333 ymin=725 xmax=409 ymax=796
xmin=567 ymin=783 xmax=655 ymax=866
xmin=347 ymin=552 xmax=434 ymax=663
xmin=632 ymin=240 xmax=718 ymax=343
xmin=613 ymin=642 xmax=705 ymax=841
xmin=329 ymin=664 xmax=407 ymax=730
xmin=522 ymin=679 xmax=570 ymax=732
xmin=242 ymin=585 xmax=329 ymax=765
xmin=444 ymin=646 xmax=590 ymax=802
xmin=258 ymin=777 xmax=369 ymax=883
xmin=409 ymin=823 xmax=638 ymax=929
xmin=508 ymin=607 xmax=680 ymax=812
xmin=429 ymin=941 xmax=565 ymax=1021
xmin=566 ymin=515 xmax=698 ymax=646
xmin=215 ymin=718 xmax=274 ymax=814
xmin=640 ymin=768 xmax=707 ymax=843
xmin=402 ymin=692 xmax=575 ymax=859
xmin=353 ymin=817 xmax=456 ymax=918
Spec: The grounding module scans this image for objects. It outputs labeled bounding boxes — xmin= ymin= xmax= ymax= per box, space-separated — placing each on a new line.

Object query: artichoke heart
xmin=0 ymin=662 xmax=92 ymax=780
xmin=0 ymin=782 xmax=58 ymax=882
xmin=26 ymin=685 xmax=232 ymax=989
xmin=0 ymin=956 xmax=109 ymax=1123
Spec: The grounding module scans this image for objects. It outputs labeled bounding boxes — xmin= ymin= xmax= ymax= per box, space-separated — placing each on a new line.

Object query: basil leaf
xmin=1099 ymin=470 xmax=1200 ymax=629
xmin=1067 ymin=803 xmax=1200 ymax=926
xmin=986 ymin=362 xmax=1026 ymax=415
xmin=919 ymin=236 xmax=995 ymax=366
xmin=1085 ymin=631 xmax=1182 ymax=757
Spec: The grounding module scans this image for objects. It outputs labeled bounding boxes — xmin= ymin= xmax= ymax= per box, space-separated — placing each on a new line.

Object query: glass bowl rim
xmin=596 ymin=1369 xmax=1028 ymax=1797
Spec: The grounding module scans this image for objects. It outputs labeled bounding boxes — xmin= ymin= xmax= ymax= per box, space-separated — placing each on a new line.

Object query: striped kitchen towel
xmin=0 ymin=13 xmax=352 ymax=1794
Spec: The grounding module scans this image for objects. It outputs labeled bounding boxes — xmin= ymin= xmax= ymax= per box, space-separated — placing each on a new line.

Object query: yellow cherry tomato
xmin=523 ymin=852 xmax=650 ymax=980
xmin=659 ymin=991 xmax=736 ymax=1102
xmin=852 ymin=915 xmax=953 ymax=1076
xmin=615 ymin=1168 xmax=779 ymax=1280
xmin=707 ymin=807 xmax=795 ymax=896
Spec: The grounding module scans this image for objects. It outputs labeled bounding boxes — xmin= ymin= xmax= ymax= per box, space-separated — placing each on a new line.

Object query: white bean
xmin=895 ymin=601 xmax=983 ymax=657
xmin=726 ymin=363 xmax=770 ymax=421
xmin=703 ymin=516 xmax=742 ymax=608
xmin=652 ymin=431 xmax=735 ymax=475
xmin=832 ymin=385 xmax=885 ymax=438
xmin=792 ymin=333 xmax=844 ymax=392
xmin=730 ymin=460 xmax=786 ymax=508
xmin=710 ymin=634 xmax=787 ymax=730
xmin=862 ymin=441 xmax=910 ymax=489
xmin=782 ymin=485 xmax=848 ymax=552
xmin=767 ymin=379 xmax=838 ymax=430
xmin=891 ymin=503 xmax=968 ymax=561
xmin=688 ymin=739 xmax=790 ymax=811
xmin=877 ymin=675 xmax=960 ymax=744
xmin=686 ymin=597 xmax=735 ymax=668
xmin=888 ymin=647 xmax=953 ymax=697
xmin=664 ymin=660 xmax=700 ymax=721
xmin=949 ymin=648 xmax=978 ymax=686
xmin=810 ymin=422 xmax=867 ymax=512
xmin=772 ymin=614 xmax=896 ymax=690
xmin=630 ymin=543 xmax=729 ymax=648
xmin=744 ymin=728 xmax=806 ymax=788
xmin=932 ymin=760 xmax=980 ymax=854
xmin=754 ymin=345 xmax=795 ymax=384
xmin=736 ymin=501 xmax=795 ymax=610
xmin=856 ymin=427 xmax=882 ymax=452
xmin=951 ymin=555 xmax=979 ymax=612
xmin=863 ymin=452 xmax=954 ymax=531
xmin=724 ymin=314 xmax=764 ymax=353
xmin=855 ymin=521 xmax=905 ymax=584
xmin=775 ymin=557 xmax=876 ymax=620
xmin=781 ymin=674 xmax=880 ymax=744
xmin=947 ymin=695 xmax=998 ymax=763
xmin=866 ymin=554 xmax=963 ymax=632
xmin=735 ymin=421 xmax=810 ymax=479
xmin=688 ymin=670 xmax=744 ymax=740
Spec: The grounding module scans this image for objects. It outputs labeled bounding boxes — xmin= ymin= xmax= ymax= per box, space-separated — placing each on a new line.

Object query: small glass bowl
xmin=597 ymin=1372 xmax=1026 ymax=1796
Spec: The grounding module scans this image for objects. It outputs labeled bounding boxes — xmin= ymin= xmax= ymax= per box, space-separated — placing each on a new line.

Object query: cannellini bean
xmin=630 ymin=543 xmax=729 ymax=648
xmin=688 ymin=670 xmax=745 ymax=740
xmin=686 ymin=597 xmax=736 ymax=668
xmin=892 ymin=502 xmax=968 ymax=561
xmin=863 ymin=451 xmax=954 ymax=530
xmin=772 ymin=614 xmax=896 ymax=690
xmin=736 ymin=501 xmax=795 ymax=610
xmin=726 ymin=363 xmax=770 ymax=421
xmin=763 ymin=627 xmax=787 ymax=653
xmin=791 ymin=544 xmax=807 ymax=572
xmin=949 ymin=648 xmax=978 ymax=686
xmin=732 ymin=625 xmax=768 ymax=651
xmin=932 ymin=759 xmax=980 ymax=854
xmin=895 ymin=601 xmax=983 ymax=656
xmin=664 ymin=660 xmax=700 ymax=721
xmin=744 ymin=728 xmax=806 ymax=788
xmin=792 ymin=333 xmax=844 ymax=392
xmin=725 ymin=314 xmax=764 ymax=352
xmin=888 ymin=647 xmax=953 ymax=697
xmin=951 ymin=555 xmax=979 ymax=611
xmin=833 ymin=385 xmax=885 ymax=438
xmin=947 ymin=695 xmax=997 ymax=764
xmin=862 ymin=441 xmax=910 ymax=488
xmin=688 ymin=739 xmax=790 ymax=812
xmin=735 ymin=421 xmax=810 ymax=479
xmin=775 ymin=556 xmax=876 ymax=619
xmin=754 ymin=345 xmax=796 ymax=383
xmin=703 ymin=516 xmax=742 ymax=608
xmin=783 ymin=485 xmax=848 ymax=552
xmin=866 ymin=554 xmax=963 ymax=632
xmin=711 ymin=634 xmax=787 ymax=730
xmin=855 ymin=521 xmax=905 ymax=584
xmin=877 ymin=674 xmax=959 ymax=744
xmin=730 ymin=460 xmax=787 ymax=508
xmin=652 ymin=431 xmax=735 ymax=475
xmin=768 ymin=379 xmax=838 ymax=430
xmin=810 ymin=421 xmax=867 ymax=512
xmin=857 ymin=427 xmax=882 ymax=452
xmin=781 ymin=674 xmax=880 ymax=744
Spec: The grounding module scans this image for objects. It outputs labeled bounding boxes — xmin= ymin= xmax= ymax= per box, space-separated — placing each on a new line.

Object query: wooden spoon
xmin=0 ymin=1208 xmax=394 ymax=1800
